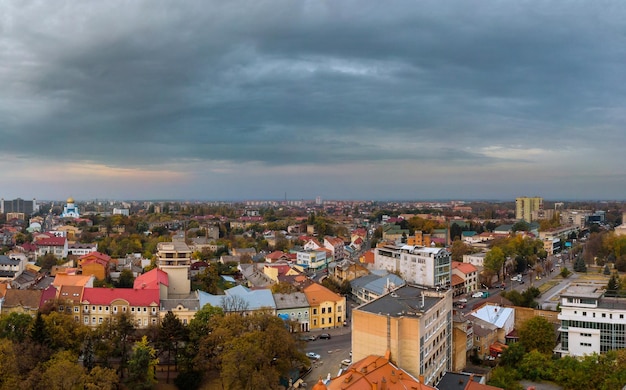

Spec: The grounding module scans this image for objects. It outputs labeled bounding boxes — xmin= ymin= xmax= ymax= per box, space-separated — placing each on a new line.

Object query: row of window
xmin=81 ymin=316 xmax=158 ymax=327
xmin=573 ymin=310 xmax=624 ymax=319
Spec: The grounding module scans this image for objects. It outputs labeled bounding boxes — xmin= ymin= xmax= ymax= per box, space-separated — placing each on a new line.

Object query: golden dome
xmin=67 ymin=197 xmax=74 ymax=204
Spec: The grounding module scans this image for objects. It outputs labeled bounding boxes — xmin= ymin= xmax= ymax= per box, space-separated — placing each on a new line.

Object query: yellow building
xmin=515 ymin=197 xmax=542 ymax=222
xmin=352 ymin=285 xmax=452 ymax=387
xmin=303 ymin=282 xmax=346 ymax=330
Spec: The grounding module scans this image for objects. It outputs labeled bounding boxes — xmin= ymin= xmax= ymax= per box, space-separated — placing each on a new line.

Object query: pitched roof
xmin=451 ymin=274 xmax=465 ymax=287
xmin=133 ymin=268 xmax=169 ymax=289
xmin=53 ymin=273 xmax=93 ymax=288
xmin=79 ymin=251 xmax=111 ymax=262
xmin=303 ymin=282 xmax=343 ymax=305
xmin=452 ymin=261 xmax=478 ymax=274
xmin=35 ymin=237 xmax=66 ymax=246
xmin=327 ymin=352 xmax=435 ymax=390
xmin=58 ymin=285 xmax=84 ymax=303
xmin=82 ymin=287 xmax=160 ymax=306
xmin=3 ymin=289 xmax=42 ymax=309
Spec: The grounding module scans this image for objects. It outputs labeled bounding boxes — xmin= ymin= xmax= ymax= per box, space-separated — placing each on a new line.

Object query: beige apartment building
xmin=351 ymin=285 xmax=453 ymax=387
xmin=515 ymin=196 xmax=542 ymax=222
xmin=156 ymin=239 xmax=192 ymax=298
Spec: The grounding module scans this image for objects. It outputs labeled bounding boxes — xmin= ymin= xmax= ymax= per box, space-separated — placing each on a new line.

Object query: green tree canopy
xmin=518 ymin=316 xmax=555 ymax=354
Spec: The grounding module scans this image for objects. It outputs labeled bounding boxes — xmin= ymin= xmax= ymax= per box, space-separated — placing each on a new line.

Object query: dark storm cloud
xmin=1 ymin=0 xmax=626 ymax=171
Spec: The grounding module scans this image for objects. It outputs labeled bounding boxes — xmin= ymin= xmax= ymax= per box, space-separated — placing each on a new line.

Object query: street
xmin=303 ymin=329 xmax=352 ymax=385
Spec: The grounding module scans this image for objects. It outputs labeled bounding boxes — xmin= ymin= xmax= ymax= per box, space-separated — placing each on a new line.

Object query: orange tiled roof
xmin=327 ymin=352 xmax=435 ymax=390
xmin=451 ymin=274 xmax=465 ymax=286
xmin=52 ymin=273 xmax=93 ymax=288
xmin=303 ymin=282 xmax=344 ymax=305
xmin=452 ymin=261 xmax=478 ymax=275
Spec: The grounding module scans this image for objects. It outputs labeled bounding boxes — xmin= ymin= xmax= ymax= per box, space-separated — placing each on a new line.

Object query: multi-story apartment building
xmin=156 ymin=240 xmax=191 ymax=298
xmin=555 ymin=286 xmax=626 ymax=357
xmin=0 ymin=198 xmax=37 ymax=215
xmin=374 ymin=245 xmax=451 ymax=288
xmin=351 ymin=285 xmax=453 ymax=386
xmin=296 ymin=249 xmax=328 ymax=272
xmin=324 ymin=236 xmax=345 ymax=262
xmin=35 ymin=236 xmax=68 ymax=259
xmin=515 ymin=196 xmax=542 ymax=222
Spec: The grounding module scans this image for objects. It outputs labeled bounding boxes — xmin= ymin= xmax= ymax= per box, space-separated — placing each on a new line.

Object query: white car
xmin=341 ymin=359 xmax=352 ymax=366
xmin=307 ymin=352 xmax=321 ymax=360
xmin=472 ymin=291 xmax=484 ymax=298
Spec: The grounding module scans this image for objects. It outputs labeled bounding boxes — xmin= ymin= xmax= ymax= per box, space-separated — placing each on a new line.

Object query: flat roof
xmin=357 ymin=285 xmax=444 ymax=317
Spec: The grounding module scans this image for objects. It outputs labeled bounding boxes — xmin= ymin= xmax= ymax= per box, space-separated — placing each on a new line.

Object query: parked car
xmin=307 ymin=352 xmax=321 ymax=360
xmin=472 ymin=291 xmax=484 ymax=298
xmin=319 ymin=333 xmax=331 ymax=339
xmin=458 ymin=298 xmax=468 ymax=303
xmin=341 ymin=359 xmax=352 ymax=366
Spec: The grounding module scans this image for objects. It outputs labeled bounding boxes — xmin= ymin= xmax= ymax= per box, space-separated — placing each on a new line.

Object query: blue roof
xmin=462 ymin=231 xmax=477 ymax=237
xmin=221 ymin=275 xmax=236 ymax=283
xmin=198 ymin=285 xmax=276 ymax=312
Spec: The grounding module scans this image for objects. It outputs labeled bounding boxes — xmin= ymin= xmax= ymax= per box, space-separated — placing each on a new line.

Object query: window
xmin=99 ymin=318 xmax=103 ymax=324
xmin=322 ymin=318 xmax=325 ymax=325
xmin=583 ymin=312 xmax=587 ymax=316
xmin=328 ymin=307 xmax=332 ymax=313
xmin=123 ymin=307 xmax=127 ymax=312
xmin=131 ymin=307 xmax=135 ymax=312
xmin=322 ymin=308 xmax=326 ymax=314
xmin=328 ymin=317 xmax=332 ymax=324
xmin=313 ymin=309 xmax=317 ymax=315
xmin=92 ymin=306 xmax=96 ymax=312
xmin=105 ymin=307 xmax=109 ymax=312
xmin=98 ymin=306 xmax=102 ymax=312
xmin=92 ymin=317 xmax=96 ymax=324
xmin=84 ymin=316 xmax=89 ymax=324
xmin=113 ymin=306 xmax=118 ymax=313
xmin=313 ymin=319 xmax=317 ymax=326
xmin=74 ymin=306 xmax=79 ymax=313
xmin=602 ymin=313 xmax=606 ymax=318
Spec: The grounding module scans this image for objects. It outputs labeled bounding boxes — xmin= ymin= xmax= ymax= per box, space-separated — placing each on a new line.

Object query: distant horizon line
xmin=6 ymin=197 xmax=625 ymax=204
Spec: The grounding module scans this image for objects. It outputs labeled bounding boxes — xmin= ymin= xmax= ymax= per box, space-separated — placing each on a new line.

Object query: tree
xmin=517 ymin=350 xmax=553 ymax=381
xmin=0 ymin=312 xmax=33 ymax=342
xmin=607 ymin=273 xmax=620 ymax=297
xmin=499 ymin=341 xmax=525 ymax=367
xmin=84 ymin=366 xmax=120 ymax=390
xmin=0 ymin=338 xmax=20 ymax=389
xmin=574 ymin=255 xmax=587 ymax=272
xmin=116 ymin=269 xmax=135 ymax=288
xmin=560 ymin=267 xmax=571 ymax=278
xmin=158 ymin=311 xmax=187 ymax=383
xmin=41 ymin=350 xmax=88 ymax=390
xmin=113 ymin=312 xmax=136 ymax=378
xmin=488 ymin=366 xmax=523 ymax=390
xmin=518 ymin=316 xmax=555 ymax=354
xmin=126 ymin=336 xmax=158 ymax=390
xmin=37 ymin=253 xmax=58 ymax=270
xmin=484 ymin=246 xmax=505 ymax=283
xmin=450 ymin=239 xmax=471 ymax=262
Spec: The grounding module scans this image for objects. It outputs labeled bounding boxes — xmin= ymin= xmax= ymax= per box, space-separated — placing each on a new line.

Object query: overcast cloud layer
xmin=1 ymin=0 xmax=625 ymax=201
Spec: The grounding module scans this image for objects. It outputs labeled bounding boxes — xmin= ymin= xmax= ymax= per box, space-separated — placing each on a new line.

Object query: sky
xmin=1 ymin=1 xmax=626 ymax=202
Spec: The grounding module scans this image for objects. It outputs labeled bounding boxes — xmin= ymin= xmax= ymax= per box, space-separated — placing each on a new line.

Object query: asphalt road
xmin=303 ymin=331 xmax=352 ymax=384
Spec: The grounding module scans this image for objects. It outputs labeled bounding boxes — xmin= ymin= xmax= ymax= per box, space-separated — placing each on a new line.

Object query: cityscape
xmin=0 ymin=195 xmax=625 ymax=389
xmin=3 ymin=1 xmax=626 ymax=390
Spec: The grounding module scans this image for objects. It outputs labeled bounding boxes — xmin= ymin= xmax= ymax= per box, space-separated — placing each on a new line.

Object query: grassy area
xmin=538 ymin=280 xmax=560 ymax=294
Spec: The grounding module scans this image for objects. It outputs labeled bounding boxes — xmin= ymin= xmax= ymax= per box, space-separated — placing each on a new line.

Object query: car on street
xmin=319 ymin=333 xmax=331 ymax=339
xmin=341 ymin=359 xmax=352 ymax=366
xmin=300 ymin=335 xmax=317 ymax=341
xmin=458 ymin=298 xmax=468 ymax=303
xmin=307 ymin=352 xmax=321 ymax=360
xmin=472 ymin=291 xmax=484 ymax=298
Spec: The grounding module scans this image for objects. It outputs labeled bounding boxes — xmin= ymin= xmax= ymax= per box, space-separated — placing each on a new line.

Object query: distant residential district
xmin=1 ymin=195 xmax=625 ymax=389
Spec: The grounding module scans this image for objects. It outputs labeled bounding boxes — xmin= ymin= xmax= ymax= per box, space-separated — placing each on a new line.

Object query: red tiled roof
xmin=266 ymin=251 xmax=285 ymax=260
xmin=452 ymin=261 xmax=478 ymax=275
xmin=133 ymin=268 xmax=169 ymax=289
xmin=82 ymin=287 xmax=160 ymax=306
xmin=35 ymin=237 xmax=66 ymax=246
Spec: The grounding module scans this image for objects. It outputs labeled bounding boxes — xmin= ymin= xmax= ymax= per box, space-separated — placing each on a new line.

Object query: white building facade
xmin=374 ymin=245 xmax=451 ymax=288
xmin=556 ymin=287 xmax=626 ymax=357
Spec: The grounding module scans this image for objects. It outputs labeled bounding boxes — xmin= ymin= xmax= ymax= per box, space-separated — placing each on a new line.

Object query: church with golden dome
xmin=61 ymin=197 xmax=80 ymax=218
